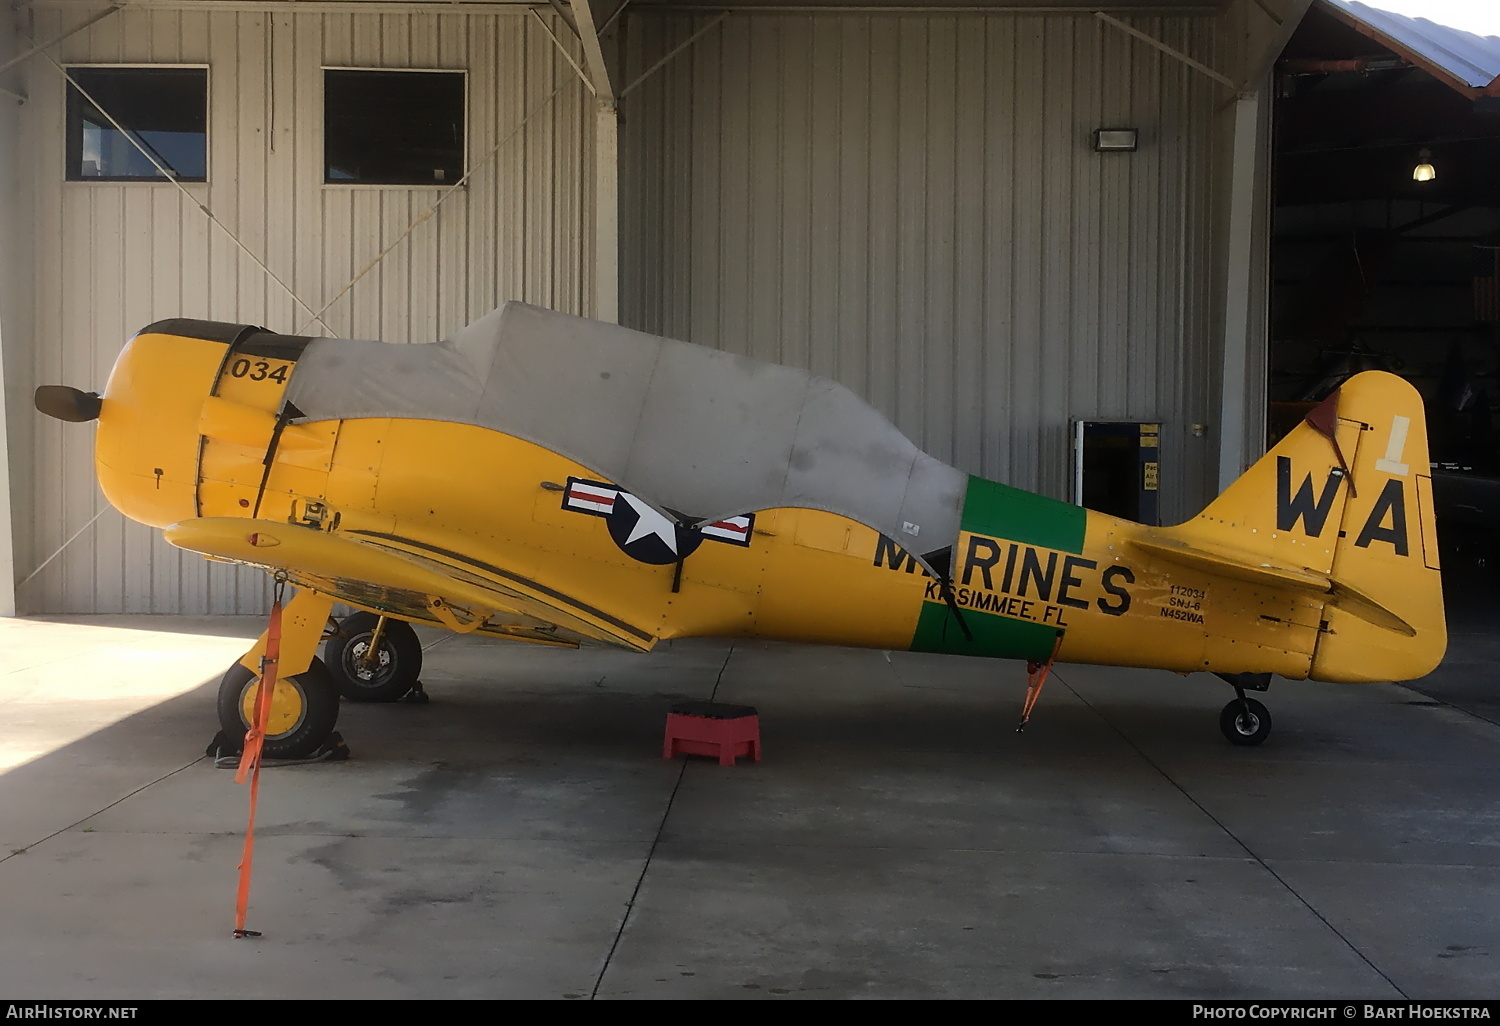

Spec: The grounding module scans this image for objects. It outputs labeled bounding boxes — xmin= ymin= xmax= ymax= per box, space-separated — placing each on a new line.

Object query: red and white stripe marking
xmin=565 ymin=482 xmax=618 ymax=515
xmin=701 ymin=515 xmax=753 ymax=544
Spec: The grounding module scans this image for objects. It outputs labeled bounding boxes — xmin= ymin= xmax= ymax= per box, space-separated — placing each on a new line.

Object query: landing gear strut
xmin=1215 ymin=672 xmax=1273 ymax=746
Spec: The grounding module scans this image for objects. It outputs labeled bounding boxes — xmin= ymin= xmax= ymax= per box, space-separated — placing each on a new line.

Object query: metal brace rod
xmin=620 ymin=12 xmax=727 ymax=98
xmin=546 ymin=0 xmax=579 ymax=36
xmin=1094 ymin=11 xmax=1236 ymax=90
xmin=1248 ymin=0 xmax=1282 ymax=24
xmin=0 ymin=5 xmax=120 ymax=76
xmin=599 ymin=0 xmax=631 ymax=35
xmin=1237 ymin=0 xmax=1313 ymax=92
xmin=529 ymin=8 xmax=596 ymax=95
xmin=571 ymin=0 xmax=615 ymax=101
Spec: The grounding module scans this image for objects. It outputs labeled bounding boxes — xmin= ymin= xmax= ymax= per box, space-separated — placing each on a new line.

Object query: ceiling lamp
xmin=1413 ymin=148 xmax=1436 ymax=182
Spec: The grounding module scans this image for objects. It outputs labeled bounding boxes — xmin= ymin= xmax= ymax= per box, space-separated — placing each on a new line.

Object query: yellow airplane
xmin=35 ymin=303 xmax=1446 ymax=757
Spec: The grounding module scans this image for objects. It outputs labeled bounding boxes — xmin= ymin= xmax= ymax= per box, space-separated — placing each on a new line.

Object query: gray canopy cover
xmin=285 ymin=302 xmax=966 ymax=557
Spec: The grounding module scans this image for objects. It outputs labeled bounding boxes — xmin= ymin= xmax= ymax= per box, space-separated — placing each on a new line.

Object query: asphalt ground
xmin=0 ymin=596 xmax=1496 ymax=999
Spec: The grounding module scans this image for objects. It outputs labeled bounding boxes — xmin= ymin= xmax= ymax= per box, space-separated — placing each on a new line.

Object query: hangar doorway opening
xmin=1269 ymin=2 xmax=1500 ymax=601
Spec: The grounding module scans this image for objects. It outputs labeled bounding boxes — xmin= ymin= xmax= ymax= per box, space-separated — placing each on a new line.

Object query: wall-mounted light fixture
xmin=1413 ymin=148 xmax=1436 ymax=182
xmin=1093 ymin=128 xmax=1138 ymax=152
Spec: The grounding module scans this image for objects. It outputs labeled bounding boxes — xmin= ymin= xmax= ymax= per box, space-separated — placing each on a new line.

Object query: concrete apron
xmin=0 ymin=615 xmax=1497 ymax=999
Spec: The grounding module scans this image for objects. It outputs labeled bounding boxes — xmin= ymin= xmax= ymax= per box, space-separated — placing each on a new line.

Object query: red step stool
xmin=664 ymin=701 xmax=761 ymax=766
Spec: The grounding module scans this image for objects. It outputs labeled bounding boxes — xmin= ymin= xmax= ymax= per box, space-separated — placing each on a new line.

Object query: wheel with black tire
xmin=323 ymin=612 xmax=424 ymax=703
xmin=1219 ymin=697 xmax=1272 ymax=746
xmin=217 ymin=657 xmax=341 ymax=760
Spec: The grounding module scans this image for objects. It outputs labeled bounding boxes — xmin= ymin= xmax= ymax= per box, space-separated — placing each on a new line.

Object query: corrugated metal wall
xmin=620 ymin=11 xmax=1222 ymax=518
xmin=12 ymin=6 xmax=593 ymax=613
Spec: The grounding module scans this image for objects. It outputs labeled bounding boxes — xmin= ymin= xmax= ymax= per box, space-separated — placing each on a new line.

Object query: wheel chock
xmin=208 ymin=730 xmax=351 ymax=768
xmin=398 ymin=680 xmax=430 ymax=704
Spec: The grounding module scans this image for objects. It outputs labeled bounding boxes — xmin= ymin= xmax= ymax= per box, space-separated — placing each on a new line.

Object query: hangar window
xmin=65 ymin=66 xmax=208 ymax=182
xmin=324 ymin=69 xmax=466 ymax=186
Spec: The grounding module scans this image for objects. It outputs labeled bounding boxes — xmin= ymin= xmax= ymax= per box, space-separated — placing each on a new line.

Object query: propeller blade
xmin=34 ymin=385 xmax=102 ymax=423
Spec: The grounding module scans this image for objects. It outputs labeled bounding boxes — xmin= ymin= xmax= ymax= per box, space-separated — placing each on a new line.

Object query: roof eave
xmin=1316 ymin=0 xmax=1498 ymax=99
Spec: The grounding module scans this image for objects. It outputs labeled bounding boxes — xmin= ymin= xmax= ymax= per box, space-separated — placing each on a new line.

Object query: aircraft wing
xmin=162 ymin=517 xmax=658 ymax=652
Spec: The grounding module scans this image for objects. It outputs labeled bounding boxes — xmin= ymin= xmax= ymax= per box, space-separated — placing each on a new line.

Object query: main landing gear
xmin=1215 ymin=672 xmax=1273 ymax=746
xmin=214 ymin=595 xmax=427 ymax=761
xmin=217 ymin=658 xmax=341 ymax=760
xmin=215 ymin=588 xmax=340 ymax=761
xmin=323 ymin=612 xmax=425 ymax=703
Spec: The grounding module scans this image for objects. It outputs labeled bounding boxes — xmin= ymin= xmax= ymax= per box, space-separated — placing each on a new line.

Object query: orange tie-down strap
xmin=1018 ymin=632 xmax=1065 ymax=732
xmin=232 ymin=592 xmax=283 ymax=938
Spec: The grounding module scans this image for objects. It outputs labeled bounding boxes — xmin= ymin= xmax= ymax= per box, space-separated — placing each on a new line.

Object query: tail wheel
xmin=1219 ymin=697 xmax=1272 ymax=746
xmin=217 ymin=657 xmax=340 ymax=760
xmin=323 ymin=612 xmax=424 ymax=703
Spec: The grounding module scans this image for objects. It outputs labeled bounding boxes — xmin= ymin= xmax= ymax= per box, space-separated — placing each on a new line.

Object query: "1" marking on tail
xmin=1374 ymin=415 xmax=1411 ymax=476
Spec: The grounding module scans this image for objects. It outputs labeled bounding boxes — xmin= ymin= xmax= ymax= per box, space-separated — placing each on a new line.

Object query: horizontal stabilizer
xmin=1129 ymin=535 xmax=1328 ymax=592
xmin=1129 ymin=534 xmax=1415 ymax=637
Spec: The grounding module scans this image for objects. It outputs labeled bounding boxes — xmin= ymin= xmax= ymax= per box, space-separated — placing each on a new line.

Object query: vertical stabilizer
xmin=1176 ymin=371 xmax=1444 ymax=682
